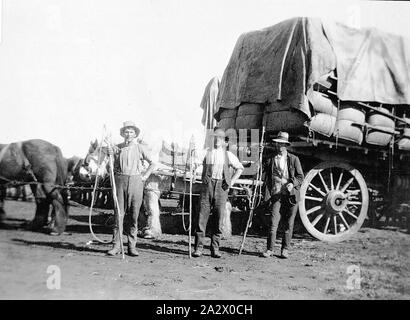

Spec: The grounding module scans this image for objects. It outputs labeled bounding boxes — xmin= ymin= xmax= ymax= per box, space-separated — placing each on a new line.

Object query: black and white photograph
xmin=0 ymin=0 xmax=409 ymax=302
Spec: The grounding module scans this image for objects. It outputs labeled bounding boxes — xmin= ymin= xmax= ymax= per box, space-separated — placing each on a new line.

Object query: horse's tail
xmin=54 ymin=146 xmax=69 ymax=214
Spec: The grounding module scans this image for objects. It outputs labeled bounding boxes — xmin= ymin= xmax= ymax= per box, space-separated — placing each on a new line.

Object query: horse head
xmin=78 ymin=140 xmax=110 ymax=182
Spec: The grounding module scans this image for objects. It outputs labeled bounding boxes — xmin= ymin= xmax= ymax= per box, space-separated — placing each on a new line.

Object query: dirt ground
xmin=0 ymin=199 xmax=409 ymax=300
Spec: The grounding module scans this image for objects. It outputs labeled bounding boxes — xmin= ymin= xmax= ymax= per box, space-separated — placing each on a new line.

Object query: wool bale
xmin=398 ymin=128 xmax=410 ymax=150
xmin=219 ymin=108 xmax=238 ymax=119
xmin=365 ymin=127 xmax=394 ymax=146
xmin=265 ymin=110 xmax=307 ymax=133
xmin=218 ymin=118 xmax=236 ymax=129
xmin=309 ymin=91 xmax=338 ymax=116
xmin=365 ymin=108 xmax=395 ymax=146
xmin=235 ymin=103 xmax=263 ymax=129
xmin=337 ymin=103 xmax=365 ymax=123
xmin=235 ymin=114 xmax=262 ymax=129
xmin=334 ymin=119 xmax=363 ymax=144
xmin=367 ymin=108 xmax=395 ymax=128
xmin=308 ymin=113 xmax=336 ymax=137
xmin=237 ymin=103 xmax=264 ymax=116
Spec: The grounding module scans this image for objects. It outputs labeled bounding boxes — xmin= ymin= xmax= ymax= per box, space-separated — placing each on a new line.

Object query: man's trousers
xmin=194 ymin=179 xmax=228 ymax=252
xmin=267 ymin=194 xmax=298 ymax=251
xmin=113 ymin=174 xmax=144 ymax=247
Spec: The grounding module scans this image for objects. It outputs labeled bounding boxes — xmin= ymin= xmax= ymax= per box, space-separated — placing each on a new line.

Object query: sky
xmin=0 ymin=0 xmax=410 ymax=158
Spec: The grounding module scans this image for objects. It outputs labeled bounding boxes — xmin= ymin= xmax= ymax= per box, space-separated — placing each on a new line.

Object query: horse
xmin=0 ymin=139 xmax=69 ymax=234
xmin=69 ymin=140 xmax=112 ymax=208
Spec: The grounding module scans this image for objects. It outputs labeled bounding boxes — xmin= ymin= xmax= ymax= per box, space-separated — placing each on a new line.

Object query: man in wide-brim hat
xmin=262 ymin=131 xmax=304 ymax=259
xmin=192 ymin=127 xmax=244 ymax=258
xmin=107 ymin=121 xmax=156 ymax=257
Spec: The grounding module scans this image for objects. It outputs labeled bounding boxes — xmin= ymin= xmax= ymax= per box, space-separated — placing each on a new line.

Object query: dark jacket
xmin=263 ymin=152 xmax=304 ymax=203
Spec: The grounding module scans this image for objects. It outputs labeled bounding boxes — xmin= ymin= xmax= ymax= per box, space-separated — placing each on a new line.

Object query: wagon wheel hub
xmin=325 ymin=190 xmax=348 ymax=214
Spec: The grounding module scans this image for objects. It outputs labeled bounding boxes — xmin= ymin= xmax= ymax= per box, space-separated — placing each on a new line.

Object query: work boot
xmin=192 ymin=246 xmax=203 ymax=257
xmin=262 ymin=250 xmax=274 ymax=258
xmin=107 ymin=244 xmax=121 ymax=256
xmin=211 ymin=248 xmax=222 ymax=258
xmin=128 ymin=245 xmax=139 ymax=257
xmin=281 ymin=249 xmax=289 ymax=259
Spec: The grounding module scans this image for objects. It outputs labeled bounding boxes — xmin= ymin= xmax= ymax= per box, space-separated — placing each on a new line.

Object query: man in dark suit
xmin=262 ymin=131 xmax=304 ymax=259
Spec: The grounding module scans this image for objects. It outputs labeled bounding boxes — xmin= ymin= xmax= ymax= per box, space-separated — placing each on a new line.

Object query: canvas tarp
xmin=215 ymin=17 xmax=410 ymax=121
xmin=323 ymin=21 xmax=410 ymax=105
xmin=200 ymin=76 xmax=220 ymax=129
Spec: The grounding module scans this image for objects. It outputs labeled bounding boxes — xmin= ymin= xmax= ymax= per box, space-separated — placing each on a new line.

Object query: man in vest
xmin=107 ymin=121 xmax=156 ymax=256
xmin=193 ymin=128 xmax=244 ymax=258
xmin=262 ymin=131 xmax=304 ymax=259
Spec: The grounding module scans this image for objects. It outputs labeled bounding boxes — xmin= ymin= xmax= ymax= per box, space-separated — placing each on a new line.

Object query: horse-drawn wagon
xmin=214 ymin=17 xmax=410 ymax=242
xmin=73 ymin=17 xmax=410 ymax=243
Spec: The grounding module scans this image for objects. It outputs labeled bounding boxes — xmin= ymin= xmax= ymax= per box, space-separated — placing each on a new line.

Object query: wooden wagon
xmin=214 ymin=17 xmax=410 ymax=242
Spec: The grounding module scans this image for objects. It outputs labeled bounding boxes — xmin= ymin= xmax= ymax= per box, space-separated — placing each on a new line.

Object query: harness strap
xmin=16 ymin=142 xmax=37 ymax=182
xmin=0 ymin=143 xmax=10 ymax=165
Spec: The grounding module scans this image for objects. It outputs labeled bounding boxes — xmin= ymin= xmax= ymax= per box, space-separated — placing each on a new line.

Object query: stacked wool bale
xmin=235 ymin=103 xmax=264 ymax=129
xmin=365 ymin=107 xmax=395 ymax=146
xmin=307 ymin=91 xmax=338 ymax=137
xmin=397 ymin=118 xmax=410 ymax=151
xmin=308 ymin=71 xmax=400 ymax=146
xmin=334 ymin=102 xmax=365 ymax=144
xmin=264 ymin=102 xmax=307 ymax=133
xmin=307 ymin=72 xmax=338 ymax=138
xmin=217 ymin=103 xmax=264 ymax=130
xmin=217 ymin=108 xmax=237 ymax=129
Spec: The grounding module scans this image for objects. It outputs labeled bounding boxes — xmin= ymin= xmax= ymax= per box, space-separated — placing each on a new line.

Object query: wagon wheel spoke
xmin=343 ymin=208 xmax=358 ymax=220
xmin=333 ymin=215 xmax=338 ymax=234
xmin=346 ymin=189 xmax=361 ymax=196
xmin=338 ymin=211 xmax=350 ymax=230
xmin=311 ymin=213 xmax=324 ymax=227
xmin=335 ymin=172 xmax=344 ymax=190
xmin=323 ymin=217 xmax=330 ymax=234
xmin=318 ymin=171 xmax=330 ymax=193
xmin=330 ymin=171 xmax=334 ymax=191
xmin=347 ymin=200 xmax=362 ymax=206
xmin=341 ymin=177 xmax=354 ymax=193
xmin=305 ymin=195 xmax=323 ymax=202
xmin=308 ymin=183 xmax=326 ymax=197
xmin=306 ymin=205 xmax=322 ymax=216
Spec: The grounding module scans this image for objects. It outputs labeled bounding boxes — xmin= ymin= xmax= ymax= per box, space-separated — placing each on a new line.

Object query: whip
xmin=88 ymin=125 xmax=111 ymax=244
xmin=106 ymin=133 xmax=125 ymax=259
xmin=239 ymin=125 xmax=266 ymax=255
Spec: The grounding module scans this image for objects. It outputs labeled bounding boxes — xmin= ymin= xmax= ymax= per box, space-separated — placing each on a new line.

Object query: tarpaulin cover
xmin=200 ymin=76 xmax=220 ymax=129
xmin=216 ymin=17 xmax=410 ymax=121
xmin=323 ymin=22 xmax=410 ymax=105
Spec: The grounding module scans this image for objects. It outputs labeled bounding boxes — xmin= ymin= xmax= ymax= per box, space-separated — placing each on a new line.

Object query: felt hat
xmin=120 ymin=121 xmax=140 ymax=137
xmin=211 ymin=128 xmax=226 ymax=139
xmin=272 ymin=131 xmax=291 ymax=145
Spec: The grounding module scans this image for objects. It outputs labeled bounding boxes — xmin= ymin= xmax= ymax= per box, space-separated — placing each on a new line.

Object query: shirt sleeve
xmin=139 ymin=144 xmax=154 ymax=164
xmin=227 ymin=151 xmax=244 ymax=170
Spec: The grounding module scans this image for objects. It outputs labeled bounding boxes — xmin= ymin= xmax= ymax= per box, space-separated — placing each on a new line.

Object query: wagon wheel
xmin=299 ymin=161 xmax=369 ymax=242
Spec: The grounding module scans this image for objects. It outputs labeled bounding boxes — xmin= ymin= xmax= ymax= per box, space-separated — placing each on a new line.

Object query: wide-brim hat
xmin=120 ymin=121 xmax=140 ymax=137
xmin=210 ymin=128 xmax=226 ymax=139
xmin=272 ymin=131 xmax=291 ymax=145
